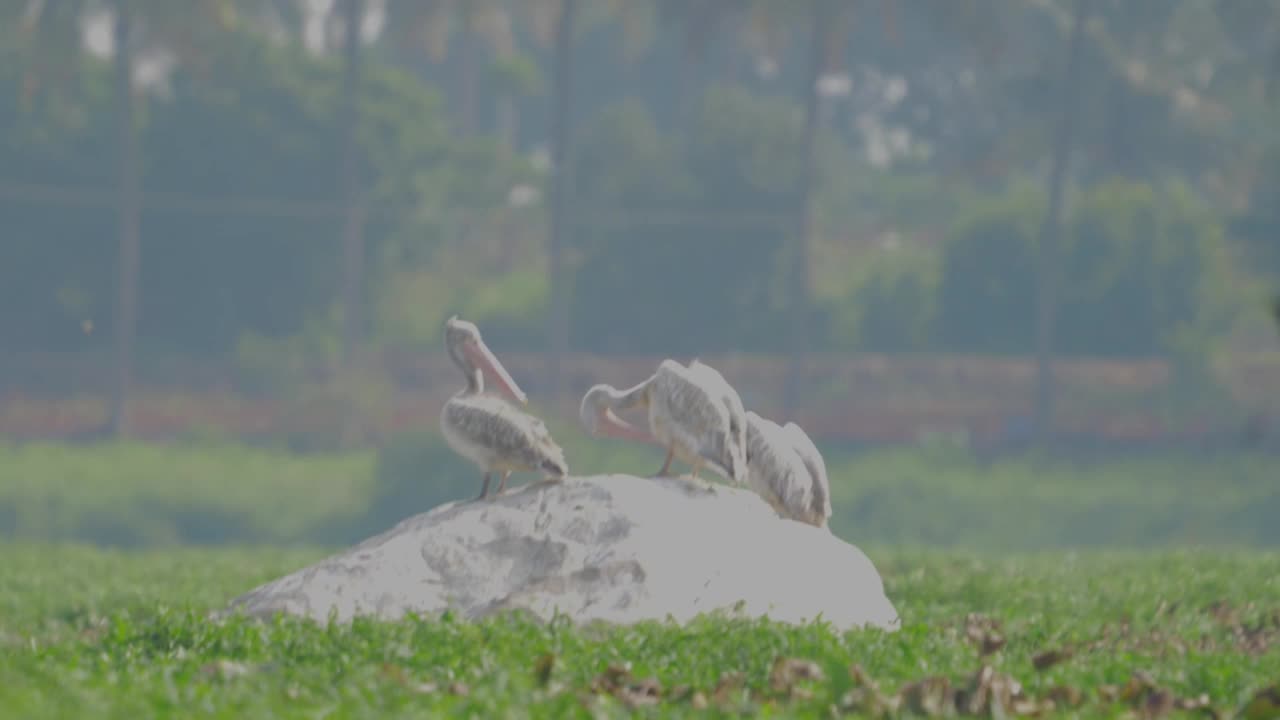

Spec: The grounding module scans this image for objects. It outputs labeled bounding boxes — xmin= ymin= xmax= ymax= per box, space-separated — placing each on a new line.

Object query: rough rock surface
xmin=224 ymin=474 xmax=900 ymax=632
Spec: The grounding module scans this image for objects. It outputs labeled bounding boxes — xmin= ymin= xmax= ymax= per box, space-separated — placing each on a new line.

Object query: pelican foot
xmin=474 ymin=472 xmax=493 ymax=502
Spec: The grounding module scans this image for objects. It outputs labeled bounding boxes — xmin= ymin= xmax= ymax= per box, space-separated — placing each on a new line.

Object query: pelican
xmin=578 ymin=358 xmax=748 ymax=486
xmin=684 ymin=359 xmax=749 ymax=478
xmin=780 ymin=419 xmax=832 ymax=526
xmin=742 ymin=411 xmax=832 ymax=528
xmin=440 ymin=315 xmax=568 ymax=501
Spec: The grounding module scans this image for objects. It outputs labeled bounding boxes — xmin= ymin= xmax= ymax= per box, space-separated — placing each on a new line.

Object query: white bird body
xmin=440 ymin=316 xmax=568 ymax=500
xmin=579 ymin=358 xmax=748 ymax=485
xmin=743 ymin=411 xmax=832 ymax=528
xmin=683 ymin=359 xmax=749 ymax=481
xmin=781 ymin=420 xmax=832 ymax=526
xmin=440 ymin=392 xmax=567 ymax=479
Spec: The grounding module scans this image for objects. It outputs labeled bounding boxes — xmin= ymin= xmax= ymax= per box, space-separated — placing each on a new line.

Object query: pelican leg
xmin=689 ymin=457 xmax=717 ymax=493
xmin=495 ymin=470 xmax=513 ymax=494
xmin=652 ymin=445 xmax=675 ymax=478
xmin=475 ymin=472 xmax=492 ymax=501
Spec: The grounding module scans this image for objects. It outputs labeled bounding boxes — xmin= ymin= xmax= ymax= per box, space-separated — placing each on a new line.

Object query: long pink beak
xmin=598 ymin=407 xmax=656 ymax=444
xmin=463 ymin=338 xmax=528 ymax=405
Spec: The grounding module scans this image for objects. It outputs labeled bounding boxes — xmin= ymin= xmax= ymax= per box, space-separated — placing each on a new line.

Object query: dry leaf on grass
xmin=447 ymin=681 xmax=470 ymax=696
xmin=964 ymin=613 xmax=1007 ymax=656
xmin=1240 ymin=686 xmax=1280 ymax=720
xmin=768 ymin=656 xmax=825 ymax=698
xmin=711 ymin=671 xmax=746 ymax=707
xmin=1045 ymin=685 xmax=1084 ymax=708
xmin=588 ymin=661 xmax=663 ymax=709
xmin=1031 ymin=647 xmax=1073 ymax=671
xmin=533 ymin=653 xmax=555 ymax=687
xmin=900 ymin=676 xmax=955 ymax=717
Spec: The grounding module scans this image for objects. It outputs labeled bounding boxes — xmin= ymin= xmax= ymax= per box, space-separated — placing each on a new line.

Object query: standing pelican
xmin=780 ymin=420 xmax=831 ymax=526
xmin=440 ymin=316 xmax=568 ymax=501
xmin=578 ymin=359 xmax=748 ymax=486
xmin=742 ymin=411 xmax=832 ymax=528
xmin=684 ymin=359 xmax=749 ymax=479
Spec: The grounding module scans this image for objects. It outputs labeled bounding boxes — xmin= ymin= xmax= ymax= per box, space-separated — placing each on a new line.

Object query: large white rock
xmin=224 ymin=475 xmax=900 ymax=632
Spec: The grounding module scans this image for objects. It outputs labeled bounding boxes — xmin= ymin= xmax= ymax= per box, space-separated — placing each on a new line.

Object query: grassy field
xmin=2 ymin=439 xmax=1279 ymax=550
xmin=1 ymin=544 xmax=1279 ymax=717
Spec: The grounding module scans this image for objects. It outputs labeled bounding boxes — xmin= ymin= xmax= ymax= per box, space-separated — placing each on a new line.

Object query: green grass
xmin=3 ymin=440 xmax=1280 ymax=551
xmin=0 ymin=442 xmax=375 ymax=546
xmin=1 ymin=544 xmax=1279 ymax=718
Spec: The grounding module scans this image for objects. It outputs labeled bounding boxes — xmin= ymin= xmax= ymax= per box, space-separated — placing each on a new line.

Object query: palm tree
xmin=14 ymin=0 xmax=250 ymax=436
xmin=336 ymin=0 xmax=365 ymax=370
xmin=382 ymin=0 xmax=518 ymax=137
xmin=1033 ymin=0 xmax=1092 ymax=446
xmin=732 ymin=0 xmax=852 ymax=417
xmin=780 ymin=0 xmax=833 ymax=419
xmin=653 ymin=0 xmax=744 ymax=131
xmin=545 ymin=0 xmax=576 ymax=402
xmin=110 ymin=0 xmax=141 ymax=436
xmin=15 ymin=0 xmax=145 ymax=436
xmin=488 ymin=51 xmax=541 ymax=156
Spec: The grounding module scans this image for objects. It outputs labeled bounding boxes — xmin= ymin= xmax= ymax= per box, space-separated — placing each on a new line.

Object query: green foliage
xmin=1232 ymin=138 xmax=1280 ymax=295
xmin=0 ymin=43 xmax=118 ymax=353
xmin=0 ymin=442 xmax=374 ymax=547
xmin=569 ymin=88 xmax=828 ymax=354
xmin=2 ymin=0 xmax=1276 ymax=361
xmin=827 ymin=244 xmax=940 ymax=352
xmin=357 ymin=430 xmax=481 ymax=537
xmin=827 ymin=447 xmax=1280 ymax=549
xmin=487 ymin=53 xmax=543 ymax=97
xmin=2 ymin=544 xmax=1280 ymax=717
xmin=934 ymin=179 xmax=1236 ymax=357
xmin=1062 ymin=180 xmax=1232 ymax=357
xmin=4 ymin=441 xmax=1280 ymax=552
xmin=1 ymin=25 xmax=523 ymax=357
xmin=935 ymin=183 xmax=1047 ymax=354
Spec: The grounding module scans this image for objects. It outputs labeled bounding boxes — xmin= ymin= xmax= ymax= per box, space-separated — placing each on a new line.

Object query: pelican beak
xmin=464 ymin=337 xmax=528 ymax=405
xmin=598 ymin=406 xmax=652 ymax=443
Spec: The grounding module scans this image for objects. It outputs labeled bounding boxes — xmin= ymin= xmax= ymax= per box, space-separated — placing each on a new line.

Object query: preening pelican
xmin=684 ymin=359 xmax=749 ymax=479
xmin=780 ymin=420 xmax=831 ymax=526
xmin=440 ymin=316 xmax=568 ymax=501
xmin=743 ymin=411 xmax=832 ymax=528
xmin=579 ymin=358 xmax=748 ymax=486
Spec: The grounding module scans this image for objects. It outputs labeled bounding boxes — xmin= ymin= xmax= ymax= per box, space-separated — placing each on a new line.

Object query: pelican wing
xmin=743 ymin=411 xmax=815 ymax=518
xmin=442 ymin=393 xmax=568 ymax=477
xmin=680 ymin=360 xmax=749 ymax=484
xmin=781 ymin=421 xmax=831 ymax=524
xmin=649 ymin=360 xmax=745 ymax=482
xmin=688 ymin=362 xmax=747 ymax=451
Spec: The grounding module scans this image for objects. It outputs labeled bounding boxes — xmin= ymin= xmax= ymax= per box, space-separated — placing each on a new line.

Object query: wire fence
xmin=3 ymin=177 xmax=1279 ymax=452
xmin=0 ymin=179 xmax=799 ymax=229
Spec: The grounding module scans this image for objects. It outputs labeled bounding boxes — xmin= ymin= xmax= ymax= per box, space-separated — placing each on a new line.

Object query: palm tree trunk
xmin=1034 ymin=0 xmax=1091 ymax=446
xmin=109 ymin=0 xmax=140 ymax=437
xmin=546 ymin=0 xmax=576 ymax=404
xmin=782 ymin=0 xmax=826 ymax=419
xmin=458 ymin=5 xmax=478 ymax=136
xmin=496 ymin=95 xmax=517 ymax=154
xmin=339 ymin=0 xmax=365 ymax=370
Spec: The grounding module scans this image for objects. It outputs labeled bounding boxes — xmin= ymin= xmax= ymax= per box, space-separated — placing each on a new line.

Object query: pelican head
xmin=579 ymin=384 xmax=653 ymax=443
xmin=444 ymin=314 xmax=527 ymax=405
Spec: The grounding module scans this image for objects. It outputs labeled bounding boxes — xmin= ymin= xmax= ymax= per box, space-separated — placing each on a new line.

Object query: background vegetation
xmin=3 ymin=439 xmax=1278 ymax=552
xmin=2 ymin=544 xmax=1279 ymax=718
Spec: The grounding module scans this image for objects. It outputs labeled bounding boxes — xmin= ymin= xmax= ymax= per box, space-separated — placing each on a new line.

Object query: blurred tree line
xmin=2 ymin=0 xmax=1279 ymax=430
